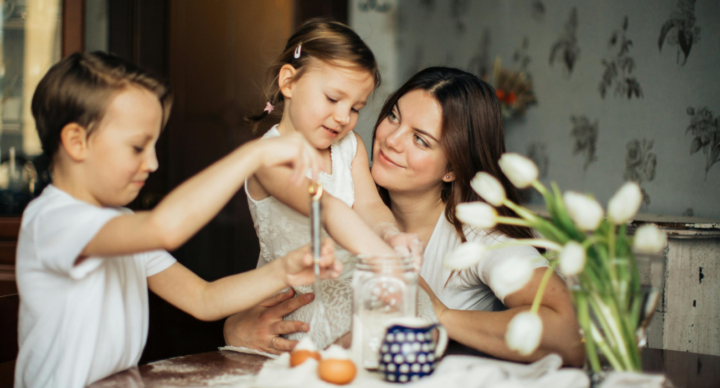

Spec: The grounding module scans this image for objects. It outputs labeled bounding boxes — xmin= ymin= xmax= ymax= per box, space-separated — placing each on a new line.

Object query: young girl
xmin=245 ymin=20 xmax=434 ymax=349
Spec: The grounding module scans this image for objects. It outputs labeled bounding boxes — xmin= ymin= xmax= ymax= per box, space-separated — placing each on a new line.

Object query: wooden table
xmin=89 ymin=343 xmax=720 ymax=388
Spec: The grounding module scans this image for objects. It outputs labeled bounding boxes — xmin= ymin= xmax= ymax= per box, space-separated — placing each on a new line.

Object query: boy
xmin=14 ymin=51 xmax=339 ymax=387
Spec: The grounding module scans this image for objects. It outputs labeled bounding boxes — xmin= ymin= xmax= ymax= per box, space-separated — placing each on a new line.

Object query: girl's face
xmin=280 ymin=60 xmax=375 ymax=149
xmin=371 ymin=89 xmax=453 ymax=196
xmin=85 ymin=87 xmax=162 ymax=207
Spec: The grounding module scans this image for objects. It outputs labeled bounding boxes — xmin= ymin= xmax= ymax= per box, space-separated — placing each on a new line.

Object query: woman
xmin=225 ymin=67 xmax=584 ymax=366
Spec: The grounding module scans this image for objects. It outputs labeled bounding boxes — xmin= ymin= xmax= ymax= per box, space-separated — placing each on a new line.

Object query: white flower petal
xmin=563 ymin=191 xmax=604 ymax=231
xmin=490 ymin=257 xmax=534 ymax=299
xmin=633 ymin=224 xmax=667 ymax=254
xmin=443 ymin=242 xmax=487 ymax=270
xmin=456 ymin=202 xmax=498 ymax=229
xmin=608 ymin=182 xmax=642 ymax=224
xmin=498 ymin=153 xmax=539 ymax=189
xmin=505 ymin=311 xmax=543 ymax=356
xmin=559 ymin=241 xmax=586 ymax=276
xmin=470 ymin=172 xmax=506 ymax=207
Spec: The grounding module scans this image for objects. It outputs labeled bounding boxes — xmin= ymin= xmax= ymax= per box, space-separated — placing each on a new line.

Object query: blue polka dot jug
xmin=379 ymin=317 xmax=448 ymax=383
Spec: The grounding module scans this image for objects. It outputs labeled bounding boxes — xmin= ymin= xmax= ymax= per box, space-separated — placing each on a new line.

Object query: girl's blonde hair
xmin=247 ymin=18 xmax=381 ymax=130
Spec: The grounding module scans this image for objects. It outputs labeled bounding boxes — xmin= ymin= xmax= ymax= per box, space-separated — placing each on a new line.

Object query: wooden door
xmin=101 ymin=0 xmax=349 ymax=363
xmin=141 ymin=0 xmax=348 ymax=363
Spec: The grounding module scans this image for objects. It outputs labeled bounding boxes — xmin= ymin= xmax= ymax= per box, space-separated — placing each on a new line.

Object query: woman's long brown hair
xmin=372 ymin=67 xmax=533 ymax=242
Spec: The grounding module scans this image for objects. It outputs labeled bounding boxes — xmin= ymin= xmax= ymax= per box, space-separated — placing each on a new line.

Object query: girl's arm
xmin=421 ymin=269 xmax=585 ymax=366
xmin=350 ymin=134 xmax=422 ymax=257
xmin=148 ymin=240 xmax=340 ymax=322
xmin=250 ymin=150 xmax=395 ymax=256
xmin=81 ymin=133 xmax=323 ymax=259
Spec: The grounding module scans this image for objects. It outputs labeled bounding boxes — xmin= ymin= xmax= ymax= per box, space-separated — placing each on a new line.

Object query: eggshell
xmin=290 ymin=350 xmax=321 ymax=367
xmin=294 ymin=336 xmax=318 ymax=351
xmin=318 ymin=359 xmax=357 ymax=385
xmin=321 ymin=344 xmax=350 ymax=360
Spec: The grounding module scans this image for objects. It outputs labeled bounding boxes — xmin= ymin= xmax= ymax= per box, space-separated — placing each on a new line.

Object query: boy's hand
xmin=282 ymin=239 xmax=341 ymax=286
xmin=260 ymin=132 xmax=326 ymax=185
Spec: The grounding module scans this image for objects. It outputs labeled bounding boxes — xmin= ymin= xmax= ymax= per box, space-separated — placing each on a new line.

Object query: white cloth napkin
xmin=249 ymin=353 xmax=590 ymax=388
xmin=219 ymin=345 xmax=279 ymax=359
xmin=217 ymin=349 xmax=667 ymax=388
xmin=597 ymin=371 xmax=667 ymax=388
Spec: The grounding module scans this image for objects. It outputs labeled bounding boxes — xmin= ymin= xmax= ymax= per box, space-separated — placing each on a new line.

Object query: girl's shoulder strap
xmin=261 ymin=125 xmax=281 ymax=140
xmin=333 ymin=130 xmax=358 ymax=164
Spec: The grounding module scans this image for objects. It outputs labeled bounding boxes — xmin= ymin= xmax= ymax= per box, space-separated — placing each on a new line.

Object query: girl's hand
xmin=282 ymin=239 xmax=342 ymax=286
xmin=379 ymin=223 xmax=425 ymax=272
xmin=260 ymin=132 xmax=326 ymax=184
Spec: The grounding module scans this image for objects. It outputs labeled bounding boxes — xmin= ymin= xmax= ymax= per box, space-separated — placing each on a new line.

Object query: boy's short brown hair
xmin=31 ymin=51 xmax=173 ymax=161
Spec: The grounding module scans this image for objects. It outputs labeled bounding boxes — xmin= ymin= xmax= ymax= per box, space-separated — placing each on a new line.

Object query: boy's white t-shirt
xmin=14 ymin=185 xmax=176 ymax=388
xmin=420 ymin=211 xmax=549 ymax=312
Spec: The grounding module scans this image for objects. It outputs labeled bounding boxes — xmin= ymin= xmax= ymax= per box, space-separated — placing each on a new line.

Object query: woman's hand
xmin=223 ymin=289 xmax=314 ymax=355
xmin=418 ymin=275 xmax=447 ymax=323
xmin=282 ymin=239 xmax=342 ymax=286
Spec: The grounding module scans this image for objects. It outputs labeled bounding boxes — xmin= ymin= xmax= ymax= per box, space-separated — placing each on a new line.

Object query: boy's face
xmin=85 ymin=87 xmax=162 ymax=207
xmin=283 ymin=60 xmax=375 ymax=150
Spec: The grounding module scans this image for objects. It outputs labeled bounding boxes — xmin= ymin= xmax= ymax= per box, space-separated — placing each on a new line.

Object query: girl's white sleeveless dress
xmin=247 ymin=126 xmax=435 ymax=349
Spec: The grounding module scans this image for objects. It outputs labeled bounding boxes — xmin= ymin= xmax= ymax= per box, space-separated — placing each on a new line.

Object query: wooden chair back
xmin=0 ymin=293 xmax=19 ymax=363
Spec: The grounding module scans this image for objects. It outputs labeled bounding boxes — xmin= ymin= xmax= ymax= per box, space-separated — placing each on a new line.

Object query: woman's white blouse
xmin=420 ymin=211 xmax=549 ymax=312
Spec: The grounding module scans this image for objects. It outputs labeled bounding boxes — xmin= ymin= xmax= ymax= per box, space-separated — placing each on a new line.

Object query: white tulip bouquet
xmin=444 ymin=153 xmax=667 ymax=372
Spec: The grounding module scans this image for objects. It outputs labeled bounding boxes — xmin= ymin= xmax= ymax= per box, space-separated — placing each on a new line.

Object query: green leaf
xmin=540 ymin=181 xmax=559 ymax=221
xmin=550 ymin=182 xmax=584 ymax=241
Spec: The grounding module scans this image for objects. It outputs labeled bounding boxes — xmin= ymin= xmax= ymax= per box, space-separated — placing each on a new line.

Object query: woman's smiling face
xmin=371 ymin=89 xmax=452 ymax=196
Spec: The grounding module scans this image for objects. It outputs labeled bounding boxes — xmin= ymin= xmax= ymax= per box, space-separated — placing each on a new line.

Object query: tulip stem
xmin=502 ymin=199 xmax=539 ymax=223
xmin=576 ymin=292 xmax=602 ymax=372
xmin=606 ymin=224 xmax=619 ymax=285
xmin=530 ymin=266 xmax=555 ymax=314
xmin=582 ymin=235 xmax=606 ymax=250
xmin=531 ymin=180 xmax=548 ymax=197
xmin=590 ymin=323 xmax=625 ymax=371
xmin=496 ymin=216 xmax=532 ymax=227
xmin=488 ymin=239 xmax=563 ymax=252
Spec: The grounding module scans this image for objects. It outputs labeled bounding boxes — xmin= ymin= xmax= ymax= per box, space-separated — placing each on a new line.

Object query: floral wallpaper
xmin=352 ymin=0 xmax=720 ymax=219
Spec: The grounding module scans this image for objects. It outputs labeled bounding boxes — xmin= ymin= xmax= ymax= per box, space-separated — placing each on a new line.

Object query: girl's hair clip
xmin=264 ymin=102 xmax=274 ymax=113
xmin=294 ymin=43 xmax=302 ymax=59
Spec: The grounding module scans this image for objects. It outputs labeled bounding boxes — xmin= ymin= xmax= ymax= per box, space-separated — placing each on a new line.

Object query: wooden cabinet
xmin=0 ymin=218 xmax=20 ymax=297
xmin=637 ymin=215 xmax=720 ymax=356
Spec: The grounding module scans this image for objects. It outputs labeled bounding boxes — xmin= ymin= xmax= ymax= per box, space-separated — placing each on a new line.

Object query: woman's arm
xmin=149 ymin=240 xmax=340 ymax=322
xmin=82 ymin=133 xmax=323 ymax=258
xmin=422 ymin=269 xmax=585 ymax=366
xmin=250 ymin=148 xmax=395 ymax=256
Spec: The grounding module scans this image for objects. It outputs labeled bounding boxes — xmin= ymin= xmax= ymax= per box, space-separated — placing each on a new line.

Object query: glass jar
xmin=351 ymin=254 xmax=417 ymax=369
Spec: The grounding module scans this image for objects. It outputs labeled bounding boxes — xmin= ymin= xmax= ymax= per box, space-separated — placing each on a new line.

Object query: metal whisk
xmin=308 ymin=182 xmax=332 ymax=347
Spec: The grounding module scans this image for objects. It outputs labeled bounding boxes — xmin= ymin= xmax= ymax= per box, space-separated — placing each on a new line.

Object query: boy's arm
xmin=254 ymin=157 xmax=395 ymax=256
xmin=148 ymin=240 xmax=340 ymax=322
xmin=81 ymin=133 xmax=323 ymax=259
